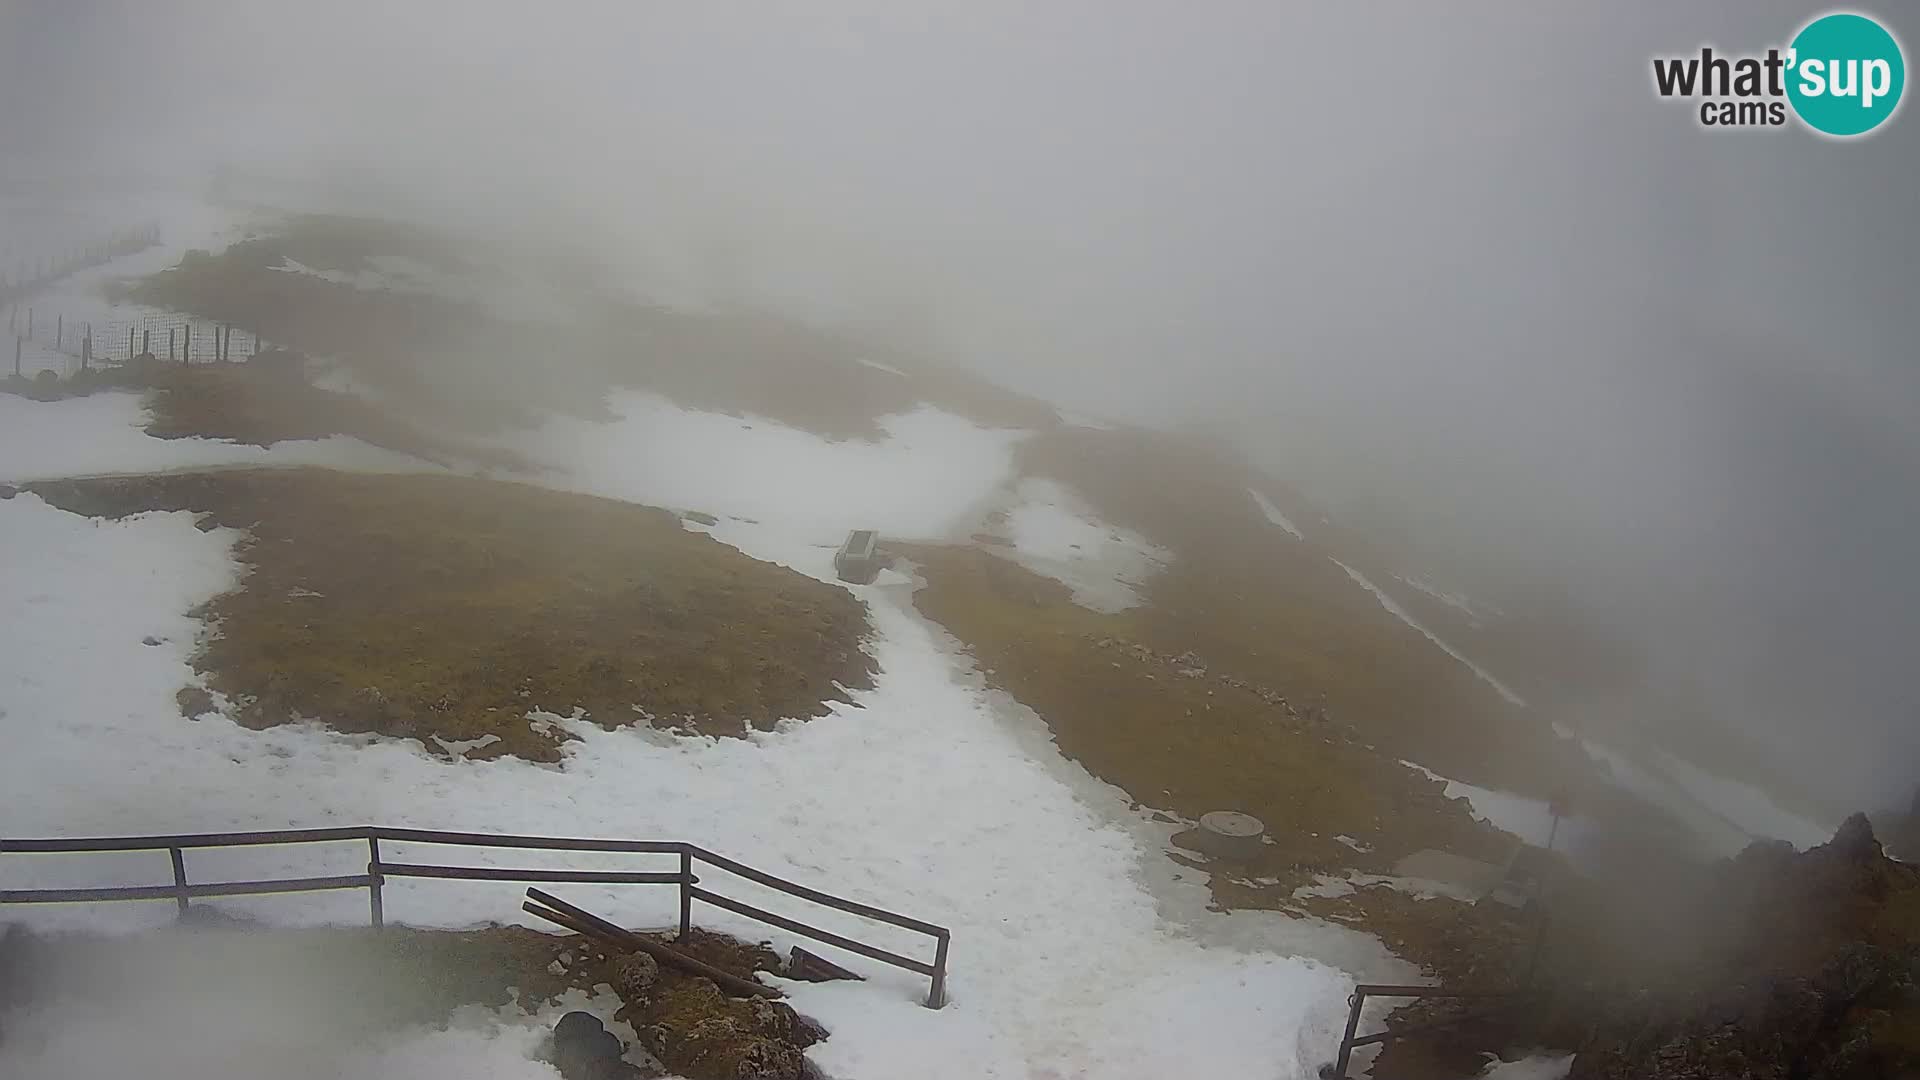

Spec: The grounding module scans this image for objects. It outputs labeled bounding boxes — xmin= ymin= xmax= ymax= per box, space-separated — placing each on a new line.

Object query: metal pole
xmin=169 ymin=847 xmax=190 ymax=915
xmin=368 ymin=837 xmax=385 ymax=927
xmin=1325 ymin=990 xmax=1366 ymax=1078
xmin=927 ymin=932 xmax=951 ymax=1008
xmin=678 ymin=848 xmax=693 ymax=939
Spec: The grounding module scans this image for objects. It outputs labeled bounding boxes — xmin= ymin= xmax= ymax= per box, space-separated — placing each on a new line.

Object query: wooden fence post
xmin=13 ymin=336 xmax=20 ymax=378
xmin=142 ymin=329 xmax=151 ymax=357
xmin=128 ymin=326 xmax=135 ymax=360
xmin=168 ymin=326 xmax=176 ymax=361
xmin=55 ymin=313 xmax=62 ymax=350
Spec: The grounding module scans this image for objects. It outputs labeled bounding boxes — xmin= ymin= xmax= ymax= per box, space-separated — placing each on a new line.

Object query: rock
xmin=175 ymin=686 xmax=216 ymax=719
xmin=142 ymin=635 xmax=163 ymax=646
xmin=1828 ymin=813 xmax=1883 ymax=862
xmin=549 ymin=959 xmax=568 ymax=975
xmin=0 ymin=483 xmax=15 ymax=500
xmin=551 ymin=1010 xmax=647 ymax=1080
xmin=614 ymin=951 xmax=660 ymax=998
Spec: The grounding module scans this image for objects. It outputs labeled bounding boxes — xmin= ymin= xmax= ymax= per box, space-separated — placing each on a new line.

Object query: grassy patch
xmin=901 ymin=543 xmax=1511 ymax=876
xmin=29 ymin=470 xmax=874 ymax=759
xmin=128 ymin=215 xmax=1061 ymax=443
xmin=1008 ymin=424 xmax=1597 ymax=801
xmin=140 ymin=358 xmax=528 ymax=470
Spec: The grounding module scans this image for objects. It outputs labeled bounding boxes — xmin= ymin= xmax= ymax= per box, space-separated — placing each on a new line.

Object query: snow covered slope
xmin=0 ymin=389 xmax=1398 ymax=1078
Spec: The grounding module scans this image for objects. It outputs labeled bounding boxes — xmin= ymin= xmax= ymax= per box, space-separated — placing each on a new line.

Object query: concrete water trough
xmin=834 ymin=530 xmax=883 ymax=584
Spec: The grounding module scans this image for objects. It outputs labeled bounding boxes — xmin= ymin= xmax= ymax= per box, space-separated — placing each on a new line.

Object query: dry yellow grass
xmin=29 ymin=470 xmax=874 ymax=760
xmin=902 ymin=543 xmax=1512 ymax=876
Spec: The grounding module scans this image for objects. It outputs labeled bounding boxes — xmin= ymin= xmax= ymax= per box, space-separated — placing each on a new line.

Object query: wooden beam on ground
xmin=523 ymin=888 xmax=782 ymax=1001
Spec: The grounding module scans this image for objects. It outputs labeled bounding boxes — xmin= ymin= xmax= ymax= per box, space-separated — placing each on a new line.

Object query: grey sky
xmin=5 ymin=2 xmax=1915 ymax=806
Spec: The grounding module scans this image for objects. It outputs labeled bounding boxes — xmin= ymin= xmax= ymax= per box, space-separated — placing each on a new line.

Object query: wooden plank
xmin=522 ymin=894 xmax=782 ymax=1001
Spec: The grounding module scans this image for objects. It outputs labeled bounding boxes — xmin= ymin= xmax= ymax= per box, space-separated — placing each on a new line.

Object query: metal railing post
xmin=1324 ymin=989 xmax=1366 ymax=1078
xmin=678 ymin=848 xmax=693 ymax=939
xmin=168 ymin=847 xmax=190 ymax=916
xmin=926 ymin=930 xmax=950 ymax=1008
xmin=367 ymin=836 xmax=384 ymax=928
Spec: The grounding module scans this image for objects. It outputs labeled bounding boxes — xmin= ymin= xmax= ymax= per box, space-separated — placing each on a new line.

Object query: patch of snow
xmin=0 ymin=391 xmax=441 ymax=484
xmin=1333 ymin=560 xmax=1527 ymax=707
xmin=1401 ymin=761 xmax=1597 ymax=858
xmin=1580 ymin=739 xmax=1829 ymax=856
xmin=1651 ymin=750 xmax=1833 ymax=850
xmin=0 ymin=491 xmax=1368 ymax=1080
xmin=1479 ymin=1054 xmax=1576 ymax=1079
xmin=430 ymin=733 xmax=503 ymax=758
xmin=1579 ymin=739 xmax=1754 ymax=856
xmin=1247 ymin=487 xmax=1305 ymax=539
xmin=503 ymin=392 xmax=1026 ymax=580
xmin=853 ymin=355 xmax=908 ymax=377
xmin=1294 ymin=870 xmax=1483 ymax=904
xmin=1056 ymin=409 xmax=1117 ymax=431
xmin=994 ymin=477 xmax=1172 ymax=612
xmin=1333 ymin=834 xmax=1372 ymax=853
xmin=1394 ymin=574 xmax=1484 ymax=624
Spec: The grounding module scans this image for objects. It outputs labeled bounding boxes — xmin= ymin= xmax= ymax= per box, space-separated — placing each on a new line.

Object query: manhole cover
xmin=1186 ymin=810 xmax=1267 ymax=860
xmin=1200 ymin=811 xmax=1265 ymax=838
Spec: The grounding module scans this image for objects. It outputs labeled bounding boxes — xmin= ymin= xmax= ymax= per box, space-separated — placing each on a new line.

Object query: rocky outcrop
xmin=600 ymin=930 xmax=824 ymax=1080
xmin=1557 ymin=815 xmax=1920 ymax=1079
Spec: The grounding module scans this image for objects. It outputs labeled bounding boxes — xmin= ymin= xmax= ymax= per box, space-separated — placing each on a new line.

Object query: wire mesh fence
xmin=0 ymin=226 xmax=160 ymax=308
xmin=8 ymin=307 xmax=267 ymax=381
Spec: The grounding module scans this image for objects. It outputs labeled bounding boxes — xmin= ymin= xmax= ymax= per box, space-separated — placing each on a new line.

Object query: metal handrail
xmin=0 ymin=825 xmax=951 ymax=1007
xmin=1321 ymin=982 xmax=1520 ymax=1078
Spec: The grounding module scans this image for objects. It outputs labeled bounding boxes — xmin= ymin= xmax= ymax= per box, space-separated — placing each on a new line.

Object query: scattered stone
xmin=142 ymin=635 xmax=163 ymax=646
xmin=175 ymin=686 xmax=216 ymax=719
xmin=683 ymin=511 xmax=719 ymax=526
xmin=614 ymin=951 xmax=661 ymax=998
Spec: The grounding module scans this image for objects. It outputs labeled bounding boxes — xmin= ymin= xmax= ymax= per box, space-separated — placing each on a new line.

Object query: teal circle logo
xmin=1787 ymin=12 xmax=1905 ymax=137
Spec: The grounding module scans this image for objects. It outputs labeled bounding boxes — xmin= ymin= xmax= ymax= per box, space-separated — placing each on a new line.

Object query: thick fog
xmin=4 ymin=2 xmax=1916 ymax=808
